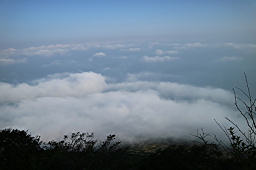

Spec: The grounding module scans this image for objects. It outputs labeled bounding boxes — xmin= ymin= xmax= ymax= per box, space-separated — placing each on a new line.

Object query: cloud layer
xmin=0 ymin=44 xmax=88 ymax=57
xmin=143 ymin=56 xmax=178 ymax=62
xmin=0 ymin=41 xmax=135 ymax=58
xmin=94 ymin=52 xmax=106 ymax=57
xmin=0 ymin=72 xmax=238 ymax=141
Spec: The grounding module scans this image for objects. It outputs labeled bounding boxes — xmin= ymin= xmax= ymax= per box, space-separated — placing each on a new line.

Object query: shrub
xmin=0 ymin=129 xmax=41 ymax=169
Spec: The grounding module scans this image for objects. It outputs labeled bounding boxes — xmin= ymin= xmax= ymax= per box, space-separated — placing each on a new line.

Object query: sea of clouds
xmin=1 ymin=40 xmax=254 ymax=141
xmin=0 ymin=71 xmax=242 ymax=142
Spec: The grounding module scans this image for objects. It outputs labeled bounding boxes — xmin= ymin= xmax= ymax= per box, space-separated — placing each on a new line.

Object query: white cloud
xmin=155 ymin=49 xmax=164 ymax=55
xmin=0 ymin=72 xmax=239 ymax=141
xmin=0 ymin=48 xmax=17 ymax=56
xmin=108 ymin=81 xmax=233 ymax=105
xmin=166 ymin=50 xmax=178 ymax=54
xmin=0 ymin=58 xmax=16 ymax=64
xmin=0 ymin=41 xmax=137 ymax=58
xmin=155 ymin=49 xmax=178 ymax=55
xmin=94 ymin=52 xmax=106 ymax=57
xmin=220 ymin=56 xmax=242 ymax=62
xmin=143 ymin=56 xmax=178 ymax=62
xmin=171 ymin=42 xmax=206 ymax=50
xmin=225 ymin=42 xmax=256 ymax=49
xmin=99 ymin=43 xmax=126 ymax=50
xmin=120 ymin=47 xmax=141 ymax=52
xmin=126 ymin=72 xmax=180 ymax=82
xmin=0 ymin=44 xmax=89 ymax=57
xmin=103 ymin=67 xmax=111 ymax=71
xmin=0 ymin=58 xmax=26 ymax=65
xmin=0 ymin=48 xmax=25 ymax=65
xmin=0 ymin=72 xmax=106 ymax=104
xmin=127 ymin=48 xmax=141 ymax=52
xmin=22 ymin=44 xmax=88 ymax=56
xmin=185 ymin=42 xmax=206 ymax=48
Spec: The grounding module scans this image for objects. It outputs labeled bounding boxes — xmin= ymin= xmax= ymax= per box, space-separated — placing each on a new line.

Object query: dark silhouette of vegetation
xmin=1 ymin=73 xmax=256 ymax=169
xmin=0 ymin=129 xmax=132 ymax=170
xmin=0 ymin=129 xmax=42 ymax=170
xmin=1 ymin=128 xmax=256 ymax=170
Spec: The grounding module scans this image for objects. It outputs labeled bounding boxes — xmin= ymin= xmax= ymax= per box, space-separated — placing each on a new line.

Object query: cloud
xmin=155 ymin=49 xmax=164 ymax=55
xmin=0 ymin=72 xmax=238 ymax=141
xmin=0 ymin=48 xmax=26 ymax=65
xmin=0 ymin=41 xmax=128 ymax=58
xmin=94 ymin=52 xmax=106 ymax=57
xmin=155 ymin=49 xmax=178 ymax=55
xmin=97 ymin=43 xmax=126 ymax=50
xmin=0 ymin=58 xmax=16 ymax=64
xmin=0 ymin=44 xmax=89 ymax=57
xmin=108 ymin=81 xmax=233 ymax=105
xmin=220 ymin=56 xmax=242 ymax=62
xmin=185 ymin=42 xmax=206 ymax=48
xmin=0 ymin=41 xmax=137 ymax=58
xmin=103 ymin=67 xmax=111 ymax=71
xmin=120 ymin=47 xmax=141 ymax=52
xmin=0 ymin=72 xmax=106 ymax=104
xmin=151 ymin=42 xmax=207 ymax=53
xmin=171 ymin=42 xmax=206 ymax=50
xmin=225 ymin=42 xmax=256 ymax=49
xmin=22 ymin=44 xmax=88 ymax=56
xmin=0 ymin=48 xmax=17 ymax=56
xmin=127 ymin=48 xmax=141 ymax=52
xmin=126 ymin=72 xmax=180 ymax=82
xmin=0 ymin=58 xmax=26 ymax=65
xmin=143 ymin=56 xmax=178 ymax=62
xmin=166 ymin=50 xmax=178 ymax=54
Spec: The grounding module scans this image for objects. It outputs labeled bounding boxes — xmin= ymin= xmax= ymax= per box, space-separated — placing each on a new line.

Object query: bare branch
xmin=214 ymin=119 xmax=232 ymax=145
xmin=244 ymin=72 xmax=252 ymax=105
xmin=225 ymin=117 xmax=250 ymax=144
xmin=193 ymin=128 xmax=210 ymax=145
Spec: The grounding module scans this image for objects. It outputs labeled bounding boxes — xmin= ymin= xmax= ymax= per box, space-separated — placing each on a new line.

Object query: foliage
xmin=47 ymin=132 xmax=97 ymax=152
xmin=0 ymin=129 xmax=41 ymax=170
xmin=1 ymin=128 xmax=256 ymax=170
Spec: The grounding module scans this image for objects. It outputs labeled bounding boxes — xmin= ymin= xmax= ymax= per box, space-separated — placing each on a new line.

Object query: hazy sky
xmin=0 ymin=0 xmax=255 ymax=141
xmin=1 ymin=0 xmax=256 ymax=44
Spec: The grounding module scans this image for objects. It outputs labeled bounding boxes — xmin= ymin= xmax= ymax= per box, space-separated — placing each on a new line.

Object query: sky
xmin=1 ymin=0 xmax=256 ymax=45
xmin=0 ymin=0 xmax=255 ymax=141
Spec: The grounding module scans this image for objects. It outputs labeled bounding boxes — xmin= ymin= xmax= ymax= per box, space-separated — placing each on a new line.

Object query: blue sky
xmin=1 ymin=0 xmax=255 ymax=44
